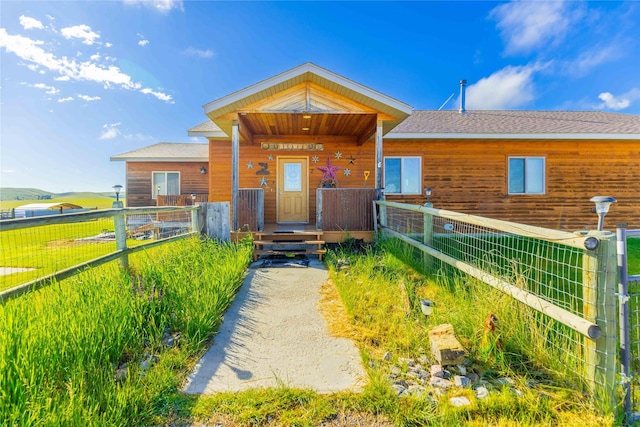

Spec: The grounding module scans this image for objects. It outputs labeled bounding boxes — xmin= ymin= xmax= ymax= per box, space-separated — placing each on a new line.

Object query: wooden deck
xmin=232 ymin=223 xmax=374 ymax=245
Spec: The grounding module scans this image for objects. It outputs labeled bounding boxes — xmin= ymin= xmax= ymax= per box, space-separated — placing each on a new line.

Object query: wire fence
xmin=619 ymin=228 xmax=640 ymax=423
xmin=0 ymin=206 xmax=199 ymax=300
xmin=377 ymin=200 xmax=618 ymax=411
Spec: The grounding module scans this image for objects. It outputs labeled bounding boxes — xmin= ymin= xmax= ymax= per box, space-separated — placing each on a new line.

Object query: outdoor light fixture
xmin=420 ymin=299 xmax=435 ymax=316
xmin=191 ymin=193 xmax=196 ymax=204
xmin=200 ymin=166 xmax=206 ymax=174
xmin=424 ymin=187 xmax=433 ymax=206
xmin=590 ymin=196 xmax=617 ymax=231
xmin=112 ymin=184 xmax=123 ymax=202
xmin=156 ymin=185 xmax=161 ymax=196
xmin=302 ymin=115 xmax=311 ymax=119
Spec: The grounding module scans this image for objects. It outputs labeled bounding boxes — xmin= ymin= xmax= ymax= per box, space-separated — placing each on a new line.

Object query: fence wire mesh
xmin=628 ymin=276 xmax=640 ymax=419
xmin=381 ymin=203 xmax=617 ymax=400
xmin=0 ymin=208 xmax=196 ymax=293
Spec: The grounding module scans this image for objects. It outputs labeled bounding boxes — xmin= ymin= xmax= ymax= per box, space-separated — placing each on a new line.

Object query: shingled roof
xmin=110 ymin=143 xmax=208 ymax=162
xmin=387 ymin=110 xmax=640 ymax=138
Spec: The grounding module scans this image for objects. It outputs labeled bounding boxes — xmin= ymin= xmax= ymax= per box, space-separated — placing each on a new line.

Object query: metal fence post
xmin=113 ymin=210 xmax=129 ymax=270
xmin=617 ymin=228 xmax=632 ymax=421
xmin=583 ymin=231 xmax=617 ymax=412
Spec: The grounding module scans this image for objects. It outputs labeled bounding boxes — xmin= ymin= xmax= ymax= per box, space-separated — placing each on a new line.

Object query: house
xmin=112 ymin=63 xmax=640 ymax=238
xmin=110 ymin=142 xmax=209 ymax=207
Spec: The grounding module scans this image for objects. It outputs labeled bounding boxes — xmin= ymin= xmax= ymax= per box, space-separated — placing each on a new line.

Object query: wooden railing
xmin=156 ymin=194 xmax=208 ymax=206
xmin=316 ymin=188 xmax=378 ymax=231
xmin=237 ymin=188 xmax=264 ymax=231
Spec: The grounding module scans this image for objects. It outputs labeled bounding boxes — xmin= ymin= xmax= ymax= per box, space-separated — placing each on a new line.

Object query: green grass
xmin=1 ymin=234 xmax=631 ymax=426
xmin=0 ymin=218 xmax=148 ymax=291
xmin=0 ymin=192 xmax=118 ymax=209
xmin=627 ymin=238 xmax=640 ymax=275
xmin=0 ymin=236 xmax=253 ymax=426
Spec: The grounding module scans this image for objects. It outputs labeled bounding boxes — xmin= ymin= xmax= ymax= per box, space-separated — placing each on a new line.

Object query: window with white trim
xmin=508 ymin=157 xmax=545 ymax=194
xmin=383 ymin=157 xmax=422 ymax=195
xmin=152 ymin=172 xmax=180 ymax=199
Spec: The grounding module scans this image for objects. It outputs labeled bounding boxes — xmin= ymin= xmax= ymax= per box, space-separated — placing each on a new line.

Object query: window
xmin=508 ymin=157 xmax=545 ymax=194
xmin=383 ymin=157 xmax=422 ymax=195
xmin=153 ymin=172 xmax=180 ymax=198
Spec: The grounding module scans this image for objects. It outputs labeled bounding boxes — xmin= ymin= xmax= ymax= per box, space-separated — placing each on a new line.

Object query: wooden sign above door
xmin=260 ymin=143 xmax=323 ymax=151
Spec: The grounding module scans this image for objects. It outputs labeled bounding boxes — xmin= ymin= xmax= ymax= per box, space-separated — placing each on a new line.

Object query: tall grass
xmin=0 ymin=236 xmax=252 ymax=426
xmin=320 ymin=240 xmax=613 ymax=426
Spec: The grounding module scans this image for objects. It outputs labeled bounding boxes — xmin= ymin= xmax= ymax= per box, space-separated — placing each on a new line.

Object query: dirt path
xmin=182 ymin=259 xmax=366 ymax=394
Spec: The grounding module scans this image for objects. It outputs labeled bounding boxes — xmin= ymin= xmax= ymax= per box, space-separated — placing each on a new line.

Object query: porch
xmin=233 ymin=187 xmax=379 ymax=246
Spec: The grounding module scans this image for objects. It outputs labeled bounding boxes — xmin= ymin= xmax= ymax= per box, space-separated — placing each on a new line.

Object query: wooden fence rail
xmin=376 ymin=200 xmax=618 ymax=412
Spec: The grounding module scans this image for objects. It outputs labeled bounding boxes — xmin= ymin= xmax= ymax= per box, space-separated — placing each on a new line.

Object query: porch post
xmin=232 ymin=120 xmax=239 ymax=231
xmin=375 ymin=119 xmax=383 ymax=199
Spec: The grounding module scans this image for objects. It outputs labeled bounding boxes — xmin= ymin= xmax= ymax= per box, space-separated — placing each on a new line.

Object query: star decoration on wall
xmin=343 ymin=168 xmax=351 ymax=176
xmin=317 ymin=158 xmax=342 ymax=182
xmin=348 ymin=156 xmax=356 ymax=165
xmin=247 ymin=161 xmax=254 ymax=169
xmin=334 ymin=151 xmax=342 ymax=159
xmin=311 ymin=155 xmax=319 ymax=163
xmin=268 ymin=154 xmax=274 ymax=161
xmin=260 ymin=177 xmax=268 ymax=187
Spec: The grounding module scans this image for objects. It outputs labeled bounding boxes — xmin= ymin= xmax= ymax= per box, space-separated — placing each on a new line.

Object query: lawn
xmin=1 ymin=235 xmax=636 ymax=425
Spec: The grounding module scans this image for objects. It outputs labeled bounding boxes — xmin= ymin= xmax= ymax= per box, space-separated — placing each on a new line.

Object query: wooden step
xmin=253 ymin=240 xmax=325 ymax=246
xmin=253 ymin=248 xmax=326 ymax=257
xmin=252 ymin=230 xmax=325 ymax=262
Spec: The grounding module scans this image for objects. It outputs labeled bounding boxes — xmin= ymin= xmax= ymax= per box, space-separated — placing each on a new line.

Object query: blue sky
xmin=1 ymin=0 xmax=638 ymax=193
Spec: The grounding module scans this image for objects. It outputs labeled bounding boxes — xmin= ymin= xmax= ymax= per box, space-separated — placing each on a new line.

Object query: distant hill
xmin=0 ymin=188 xmax=120 ymax=201
xmin=0 ymin=188 xmax=124 ymax=209
xmin=0 ymin=187 xmax=54 ymax=201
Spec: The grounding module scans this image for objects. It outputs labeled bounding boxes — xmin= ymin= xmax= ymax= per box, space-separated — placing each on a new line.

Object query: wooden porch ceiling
xmin=238 ymin=112 xmax=378 ymax=145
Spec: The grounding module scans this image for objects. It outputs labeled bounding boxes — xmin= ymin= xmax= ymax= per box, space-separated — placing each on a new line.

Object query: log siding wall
xmin=209 ymin=137 xmax=378 ymax=224
xmin=384 ymin=138 xmax=640 ymax=230
xmin=126 ymin=162 xmax=208 ymax=207
xmin=127 ymin=137 xmax=639 ymax=231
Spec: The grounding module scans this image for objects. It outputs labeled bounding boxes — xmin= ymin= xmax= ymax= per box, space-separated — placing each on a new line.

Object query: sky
xmin=1 ymin=0 xmax=638 ymax=194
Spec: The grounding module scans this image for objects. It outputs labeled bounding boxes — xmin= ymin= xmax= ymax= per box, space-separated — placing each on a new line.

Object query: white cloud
xmin=184 ymin=46 xmax=214 ymax=59
xmin=490 ymin=1 xmax=576 ymax=55
xmin=124 ymin=133 xmax=154 ymax=141
xmin=19 ymin=15 xmax=44 ymax=30
xmin=123 ymin=0 xmax=184 ymax=13
xmin=0 ymin=30 xmax=133 ymax=87
xmin=0 ymin=28 xmax=173 ymax=103
xmin=596 ymin=88 xmax=640 ymax=111
xmin=465 ymin=64 xmax=543 ymax=110
xmin=138 ymin=39 xmax=149 ymax=47
xmin=77 ymin=94 xmax=101 ymax=101
xmin=58 ymin=96 xmax=74 ymax=103
xmin=90 ymin=53 xmax=101 ymax=61
xmin=99 ymin=122 xmax=121 ymax=140
xmin=60 ymin=24 xmax=100 ymax=45
xmin=139 ymin=87 xmax=173 ymax=103
xmin=560 ymin=44 xmax=621 ymax=77
xmin=54 ymin=76 xmax=71 ymax=81
xmin=22 ymin=82 xmax=60 ymax=95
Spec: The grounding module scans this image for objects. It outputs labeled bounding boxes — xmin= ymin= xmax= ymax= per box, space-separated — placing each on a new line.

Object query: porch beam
xmin=357 ymin=118 xmax=377 ymax=146
xmin=375 ymin=118 xmax=383 ymax=194
xmin=232 ymin=120 xmax=239 ymax=230
xmin=237 ymin=114 xmax=254 ymax=145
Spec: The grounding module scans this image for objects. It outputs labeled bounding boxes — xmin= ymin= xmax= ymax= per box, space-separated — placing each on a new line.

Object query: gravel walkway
xmin=182 ymin=259 xmax=366 ymax=394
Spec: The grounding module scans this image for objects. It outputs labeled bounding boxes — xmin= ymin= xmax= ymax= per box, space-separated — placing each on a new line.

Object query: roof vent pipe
xmin=459 ymin=80 xmax=467 ymax=114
